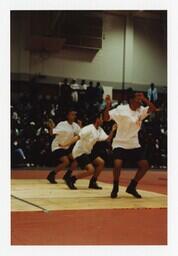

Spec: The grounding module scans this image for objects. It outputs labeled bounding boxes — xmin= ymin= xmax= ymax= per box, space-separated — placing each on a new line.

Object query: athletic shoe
xmin=126 ymin=186 xmax=142 ymax=198
xmin=63 ymin=169 xmax=72 ymax=180
xmin=88 ymin=180 xmax=102 ymax=189
xmin=110 ymin=181 xmax=119 ymax=198
xmin=126 ymin=179 xmax=142 ymax=198
xmin=47 ymin=171 xmax=57 ymax=184
xmin=63 ymin=175 xmax=77 ymax=190
xmin=110 ymin=188 xmax=118 ymax=198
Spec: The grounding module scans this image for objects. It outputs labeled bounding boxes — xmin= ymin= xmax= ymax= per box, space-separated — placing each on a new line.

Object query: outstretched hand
xmin=112 ymin=123 xmax=117 ymax=132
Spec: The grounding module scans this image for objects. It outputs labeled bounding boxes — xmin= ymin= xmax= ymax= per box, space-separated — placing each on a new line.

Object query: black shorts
xmin=76 ymin=146 xmax=105 ymax=170
xmin=112 ymin=147 xmax=146 ymax=163
xmin=93 ymin=141 xmax=109 ymax=161
xmin=52 ymin=145 xmax=74 ymax=165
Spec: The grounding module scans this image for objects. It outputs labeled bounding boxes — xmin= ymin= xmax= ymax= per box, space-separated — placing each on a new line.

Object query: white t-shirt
xmin=51 ymin=121 xmax=81 ymax=152
xmin=109 ymin=104 xmax=149 ymax=149
xmin=147 ymin=87 xmax=158 ymax=101
xmin=72 ymin=124 xmax=108 ymax=159
xmin=70 ymin=83 xmax=80 ymax=90
xmin=81 ymin=83 xmax=88 ymax=90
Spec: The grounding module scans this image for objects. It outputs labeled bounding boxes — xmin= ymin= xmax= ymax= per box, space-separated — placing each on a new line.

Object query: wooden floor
xmin=11 ymin=178 xmax=167 ymax=212
xmin=11 ymin=169 xmax=167 ymax=245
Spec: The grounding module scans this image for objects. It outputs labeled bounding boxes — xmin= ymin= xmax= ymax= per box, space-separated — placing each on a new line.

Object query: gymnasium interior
xmin=11 ymin=10 xmax=167 ymax=245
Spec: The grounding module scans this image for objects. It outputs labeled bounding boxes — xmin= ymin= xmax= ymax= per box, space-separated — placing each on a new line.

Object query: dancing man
xmin=46 ymin=110 xmax=81 ymax=185
xmin=103 ymin=88 xmax=157 ymax=198
xmin=64 ymin=113 xmax=117 ymax=189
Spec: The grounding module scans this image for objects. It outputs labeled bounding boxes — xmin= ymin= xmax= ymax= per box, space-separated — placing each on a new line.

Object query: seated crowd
xmin=11 ymin=78 xmax=167 ymax=169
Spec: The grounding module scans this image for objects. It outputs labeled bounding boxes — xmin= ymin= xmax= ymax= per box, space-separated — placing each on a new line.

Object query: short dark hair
xmin=126 ymin=88 xmax=135 ymax=101
xmin=66 ymin=108 xmax=77 ymax=116
xmin=90 ymin=112 xmax=102 ymax=124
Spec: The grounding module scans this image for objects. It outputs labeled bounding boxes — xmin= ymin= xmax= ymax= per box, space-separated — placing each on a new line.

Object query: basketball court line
xmin=11 ymin=195 xmax=48 ymax=212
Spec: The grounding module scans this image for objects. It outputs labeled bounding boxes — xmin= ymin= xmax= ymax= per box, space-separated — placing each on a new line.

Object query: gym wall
xmin=11 ymin=11 xmax=167 ymax=91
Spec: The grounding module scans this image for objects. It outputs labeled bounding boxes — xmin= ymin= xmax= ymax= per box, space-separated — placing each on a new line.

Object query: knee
xmin=114 ymin=160 xmax=123 ymax=170
xmin=61 ymin=158 xmax=70 ymax=167
xmin=71 ymin=160 xmax=77 ymax=170
xmin=97 ymin=158 xmax=105 ymax=168
xmin=139 ymin=160 xmax=149 ymax=170
xmin=86 ymin=165 xmax=95 ymax=175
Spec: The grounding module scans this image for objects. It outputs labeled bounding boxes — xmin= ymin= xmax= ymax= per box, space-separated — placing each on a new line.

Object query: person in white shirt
xmin=46 ymin=110 xmax=81 ymax=186
xmin=80 ymin=79 xmax=88 ymax=90
xmin=70 ymin=79 xmax=80 ymax=103
xmin=64 ymin=113 xmax=117 ymax=189
xmin=147 ymin=83 xmax=158 ymax=103
xmin=103 ymin=88 xmax=157 ymax=198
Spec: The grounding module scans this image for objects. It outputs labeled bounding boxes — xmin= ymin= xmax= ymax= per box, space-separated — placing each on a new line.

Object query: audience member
xmin=11 ymin=79 xmax=167 ymax=169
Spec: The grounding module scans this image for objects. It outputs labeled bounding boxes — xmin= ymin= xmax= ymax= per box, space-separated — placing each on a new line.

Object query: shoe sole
xmin=88 ymin=187 xmax=102 ymax=189
xmin=126 ymin=190 xmax=142 ymax=199
xmin=110 ymin=191 xmax=118 ymax=198
xmin=66 ymin=184 xmax=77 ymax=190
xmin=47 ymin=178 xmax=58 ymax=184
xmin=111 ymin=194 xmax=118 ymax=198
xmin=63 ymin=179 xmax=77 ymax=190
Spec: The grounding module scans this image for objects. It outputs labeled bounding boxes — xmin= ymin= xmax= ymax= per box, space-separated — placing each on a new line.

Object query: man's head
xmin=89 ymin=81 xmax=93 ymax=87
xmin=96 ymin=82 xmax=100 ymax=87
xmin=66 ymin=110 xmax=77 ymax=124
xmin=63 ymin=78 xmax=68 ymax=84
xmin=127 ymin=88 xmax=142 ymax=110
xmin=150 ymin=83 xmax=155 ymax=90
xmin=91 ymin=112 xmax=103 ymax=127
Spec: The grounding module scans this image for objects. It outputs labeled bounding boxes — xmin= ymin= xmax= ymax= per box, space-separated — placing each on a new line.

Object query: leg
xmin=75 ymin=164 xmax=94 ymax=179
xmin=47 ymin=156 xmax=69 ymax=184
xmin=111 ymin=159 xmax=123 ymax=198
xmin=70 ymin=159 xmax=78 ymax=171
xmin=126 ymin=160 xmax=149 ymax=198
xmin=64 ymin=163 xmax=95 ymax=190
xmin=55 ymin=156 xmax=70 ymax=173
xmin=89 ymin=157 xmax=105 ymax=189
xmin=134 ymin=160 xmax=150 ymax=182
xmin=93 ymin=157 xmax=105 ymax=178
xmin=63 ymin=157 xmax=78 ymax=181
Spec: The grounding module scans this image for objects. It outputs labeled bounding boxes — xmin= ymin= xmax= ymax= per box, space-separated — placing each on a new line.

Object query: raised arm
xmin=103 ymin=97 xmax=112 ymax=122
xmin=136 ymin=92 xmax=158 ymax=113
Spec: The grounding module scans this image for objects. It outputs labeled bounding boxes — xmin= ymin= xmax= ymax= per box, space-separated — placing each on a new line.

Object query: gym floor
xmin=11 ymin=169 xmax=167 ymax=245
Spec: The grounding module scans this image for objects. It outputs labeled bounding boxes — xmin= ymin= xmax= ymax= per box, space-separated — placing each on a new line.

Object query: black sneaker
xmin=63 ymin=169 xmax=72 ymax=180
xmin=47 ymin=171 xmax=57 ymax=184
xmin=110 ymin=182 xmax=119 ymax=198
xmin=64 ymin=175 xmax=77 ymax=190
xmin=110 ymin=188 xmax=118 ymax=198
xmin=89 ymin=181 xmax=102 ymax=189
xmin=126 ymin=186 xmax=142 ymax=198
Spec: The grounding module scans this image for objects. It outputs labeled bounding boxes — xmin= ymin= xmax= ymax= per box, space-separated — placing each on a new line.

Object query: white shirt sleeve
xmin=79 ymin=126 xmax=92 ymax=140
xmin=53 ymin=122 xmax=64 ymax=134
xmin=139 ymin=106 xmax=150 ymax=121
xmin=74 ymin=123 xmax=81 ymax=135
xmin=109 ymin=106 xmax=121 ymax=124
xmin=98 ymin=127 xmax=108 ymax=141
